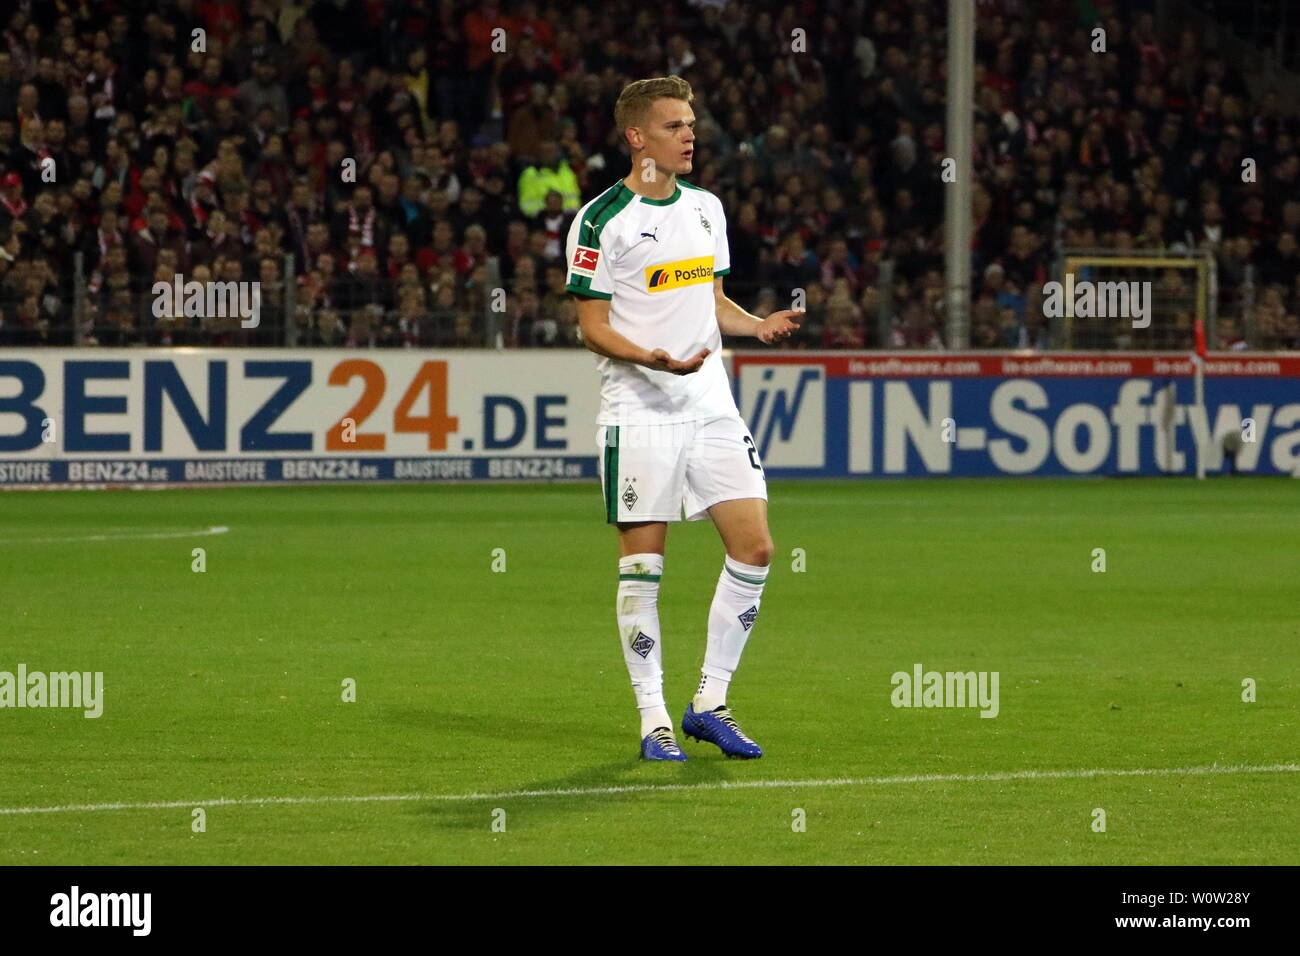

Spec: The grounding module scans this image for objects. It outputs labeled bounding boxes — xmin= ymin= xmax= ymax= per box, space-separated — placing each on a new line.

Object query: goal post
xmin=1054 ymin=248 xmax=1219 ymax=480
xmin=1056 ymin=248 xmax=1218 ymax=351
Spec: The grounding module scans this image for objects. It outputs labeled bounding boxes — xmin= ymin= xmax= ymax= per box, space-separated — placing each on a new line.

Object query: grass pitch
xmin=1 ymin=478 xmax=1296 ymax=865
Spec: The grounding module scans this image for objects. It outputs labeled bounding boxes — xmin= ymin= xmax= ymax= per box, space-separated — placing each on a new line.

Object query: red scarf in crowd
xmin=348 ymin=203 xmax=376 ymax=247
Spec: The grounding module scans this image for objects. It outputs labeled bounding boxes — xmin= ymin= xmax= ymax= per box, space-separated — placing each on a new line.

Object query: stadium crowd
xmin=0 ymin=0 xmax=1297 ymax=350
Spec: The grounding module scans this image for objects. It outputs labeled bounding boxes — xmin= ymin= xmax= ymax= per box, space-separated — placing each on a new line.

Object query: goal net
xmin=1055 ymin=249 xmax=1217 ymax=351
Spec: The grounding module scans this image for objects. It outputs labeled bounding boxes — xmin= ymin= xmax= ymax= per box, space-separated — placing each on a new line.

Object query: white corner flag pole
xmin=1193 ymin=356 xmax=1205 ymax=480
xmin=1193 ymin=319 xmax=1207 ymax=480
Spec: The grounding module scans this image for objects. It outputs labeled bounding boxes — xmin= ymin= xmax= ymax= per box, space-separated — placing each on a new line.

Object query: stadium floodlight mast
xmin=944 ymin=0 xmax=974 ymax=349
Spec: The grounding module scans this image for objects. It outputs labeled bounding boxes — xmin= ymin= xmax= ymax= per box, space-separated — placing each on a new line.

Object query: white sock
xmin=617 ymin=553 xmax=671 ymax=737
xmin=694 ymin=555 xmax=768 ymax=711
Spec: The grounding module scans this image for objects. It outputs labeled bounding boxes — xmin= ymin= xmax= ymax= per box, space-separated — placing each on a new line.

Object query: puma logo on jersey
xmin=645 ymin=256 xmax=714 ymax=291
xmin=640 ymin=228 xmax=659 ymax=242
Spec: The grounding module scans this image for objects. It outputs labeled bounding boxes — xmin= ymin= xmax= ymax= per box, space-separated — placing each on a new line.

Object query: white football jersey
xmin=565 ymin=178 xmax=738 ymax=425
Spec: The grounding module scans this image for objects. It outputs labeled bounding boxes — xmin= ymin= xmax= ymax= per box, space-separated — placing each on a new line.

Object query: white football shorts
xmin=596 ymin=414 xmax=768 ymax=524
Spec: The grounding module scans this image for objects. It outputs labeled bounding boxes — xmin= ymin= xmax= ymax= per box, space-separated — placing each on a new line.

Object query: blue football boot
xmin=640 ymin=726 xmax=687 ymax=761
xmin=681 ymin=703 xmax=763 ymax=759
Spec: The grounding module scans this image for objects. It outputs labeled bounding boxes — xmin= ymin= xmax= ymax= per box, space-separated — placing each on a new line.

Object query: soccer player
xmin=564 ymin=76 xmax=802 ymax=761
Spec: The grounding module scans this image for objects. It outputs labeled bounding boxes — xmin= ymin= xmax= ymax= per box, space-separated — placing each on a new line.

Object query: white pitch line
xmin=0 ymin=762 xmax=1294 ymax=817
xmin=0 ymin=526 xmax=229 ymax=544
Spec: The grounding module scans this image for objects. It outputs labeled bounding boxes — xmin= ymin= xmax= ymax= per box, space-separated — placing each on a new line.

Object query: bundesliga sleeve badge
xmin=571 ymin=246 xmax=600 ymax=277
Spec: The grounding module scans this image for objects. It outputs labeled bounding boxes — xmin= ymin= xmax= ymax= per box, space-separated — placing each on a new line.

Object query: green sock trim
xmin=724 ymin=564 xmax=768 ymax=586
xmin=619 ymin=572 xmax=662 ymax=582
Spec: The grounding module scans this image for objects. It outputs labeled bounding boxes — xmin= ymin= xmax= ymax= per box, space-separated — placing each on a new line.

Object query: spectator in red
xmin=130 ymin=206 xmax=188 ymax=277
xmin=196 ymin=0 xmax=242 ymax=45
xmin=184 ymin=57 xmax=238 ymax=120
xmin=0 ymin=172 xmax=28 ymax=226
xmin=891 ymin=303 xmax=944 ymax=349
xmin=454 ymin=224 xmax=490 ymax=275
xmin=416 ymin=220 xmax=458 ymax=274
xmin=820 ymin=237 xmax=863 ymax=295
xmin=822 ymin=296 xmax=866 ymax=349
xmin=384 ymin=232 xmax=414 ymax=279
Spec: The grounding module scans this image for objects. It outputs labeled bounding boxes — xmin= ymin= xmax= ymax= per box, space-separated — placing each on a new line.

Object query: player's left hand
xmin=757 ymin=310 xmax=804 ymax=344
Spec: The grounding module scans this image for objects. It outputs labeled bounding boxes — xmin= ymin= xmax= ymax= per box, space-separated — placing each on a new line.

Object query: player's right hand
xmin=647 ymin=348 xmax=710 ymax=375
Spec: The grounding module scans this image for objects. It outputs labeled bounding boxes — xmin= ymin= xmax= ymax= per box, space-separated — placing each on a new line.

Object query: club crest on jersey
xmin=571 ymin=245 xmax=600 ymax=277
xmin=696 ymin=205 xmax=711 ymax=235
xmin=630 ymin=631 xmax=655 ymax=658
xmin=645 ymin=256 xmax=714 ymax=291
xmin=738 ymin=605 xmax=758 ymax=631
xmin=622 ymin=482 xmax=639 ymax=509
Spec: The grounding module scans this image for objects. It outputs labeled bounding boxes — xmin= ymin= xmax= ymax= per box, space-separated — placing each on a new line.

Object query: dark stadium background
xmin=1 ymin=0 xmax=1297 ymax=351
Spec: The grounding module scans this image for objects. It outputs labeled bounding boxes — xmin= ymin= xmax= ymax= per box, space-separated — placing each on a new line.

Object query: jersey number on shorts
xmin=743 ymin=435 xmax=763 ymax=472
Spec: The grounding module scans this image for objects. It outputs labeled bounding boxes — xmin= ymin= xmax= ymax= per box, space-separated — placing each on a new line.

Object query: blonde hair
xmin=614 ymin=76 xmax=694 ymax=134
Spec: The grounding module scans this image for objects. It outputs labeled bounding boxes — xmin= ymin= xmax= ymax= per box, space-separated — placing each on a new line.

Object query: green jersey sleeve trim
xmin=578 ymin=182 xmax=635 ymax=247
xmin=567 ymin=285 xmax=612 ymax=300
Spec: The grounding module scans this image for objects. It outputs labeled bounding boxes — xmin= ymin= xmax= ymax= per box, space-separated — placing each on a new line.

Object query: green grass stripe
xmin=2 ymin=478 xmax=1297 ymax=864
